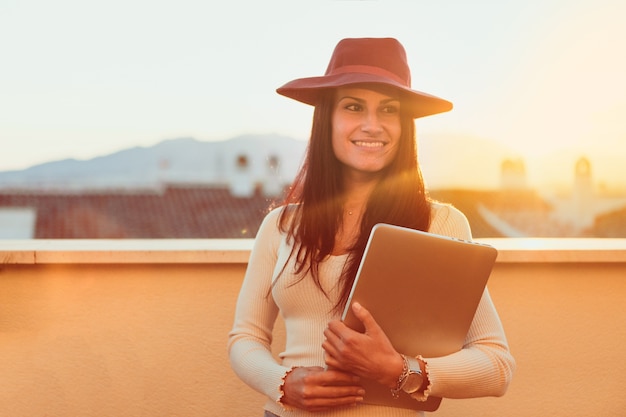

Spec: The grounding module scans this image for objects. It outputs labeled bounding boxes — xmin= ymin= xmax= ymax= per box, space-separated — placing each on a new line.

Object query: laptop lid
xmin=341 ymin=223 xmax=498 ymax=411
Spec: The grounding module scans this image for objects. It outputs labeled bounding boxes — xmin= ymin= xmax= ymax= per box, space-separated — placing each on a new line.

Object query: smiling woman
xmin=228 ymin=37 xmax=515 ymax=417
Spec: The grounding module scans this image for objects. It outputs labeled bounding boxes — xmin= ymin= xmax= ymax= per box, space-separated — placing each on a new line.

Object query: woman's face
xmin=331 ymin=86 xmax=402 ymax=179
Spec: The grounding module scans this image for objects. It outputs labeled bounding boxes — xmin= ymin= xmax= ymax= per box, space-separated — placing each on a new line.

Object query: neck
xmin=332 ymin=172 xmax=380 ymax=255
xmin=342 ymin=177 xmax=378 ymax=219
xmin=343 ymin=171 xmax=378 ymax=201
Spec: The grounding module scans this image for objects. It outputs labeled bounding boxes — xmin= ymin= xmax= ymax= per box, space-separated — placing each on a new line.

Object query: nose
xmin=360 ymin=110 xmax=383 ymax=134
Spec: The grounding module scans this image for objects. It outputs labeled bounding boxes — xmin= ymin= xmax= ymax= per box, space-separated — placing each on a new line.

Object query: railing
xmin=1 ymin=239 xmax=625 ymax=417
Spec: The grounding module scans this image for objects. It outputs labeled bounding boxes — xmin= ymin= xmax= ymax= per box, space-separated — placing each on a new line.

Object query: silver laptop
xmin=341 ymin=223 xmax=498 ymax=411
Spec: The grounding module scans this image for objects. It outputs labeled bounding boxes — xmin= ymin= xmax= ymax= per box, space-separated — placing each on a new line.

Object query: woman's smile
xmin=351 ymin=140 xmax=387 ymax=148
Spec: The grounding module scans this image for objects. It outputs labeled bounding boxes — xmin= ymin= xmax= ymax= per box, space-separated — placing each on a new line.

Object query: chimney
xmin=229 ymin=154 xmax=255 ymax=197
xmin=262 ymin=154 xmax=284 ymax=197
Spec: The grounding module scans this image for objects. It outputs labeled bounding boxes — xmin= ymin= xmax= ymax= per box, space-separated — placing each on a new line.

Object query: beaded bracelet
xmin=390 ymin=354 xmax=410 ymax=399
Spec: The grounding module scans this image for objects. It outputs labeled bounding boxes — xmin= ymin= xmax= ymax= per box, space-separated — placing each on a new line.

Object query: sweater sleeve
xmin=424 ymin=203 xmax=515 ymax=399
xmin=227 ymin=207 xmax=291 ymax=402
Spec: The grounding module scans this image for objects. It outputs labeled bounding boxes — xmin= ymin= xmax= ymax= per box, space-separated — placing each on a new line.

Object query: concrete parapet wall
xmin=0 ymin=239 xmax=625 ymax=416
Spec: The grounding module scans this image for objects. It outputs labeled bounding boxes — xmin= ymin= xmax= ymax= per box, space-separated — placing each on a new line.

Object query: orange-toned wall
xmin=0 ymin=241 xmax=625 ymax=416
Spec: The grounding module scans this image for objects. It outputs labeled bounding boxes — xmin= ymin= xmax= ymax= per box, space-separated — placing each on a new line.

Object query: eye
xmin=345 ymin=103 xmax=363 ymax=112
xmin=381 ymin=103 xmax=400 ymax=114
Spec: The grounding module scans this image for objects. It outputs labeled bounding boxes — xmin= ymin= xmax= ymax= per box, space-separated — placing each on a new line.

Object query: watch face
xmin=403 ymin=371 xmax=424 ymax=394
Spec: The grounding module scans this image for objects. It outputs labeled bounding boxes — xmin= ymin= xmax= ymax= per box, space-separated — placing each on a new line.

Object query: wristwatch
xmin=401 ymin=356 xmax=424 ymax=394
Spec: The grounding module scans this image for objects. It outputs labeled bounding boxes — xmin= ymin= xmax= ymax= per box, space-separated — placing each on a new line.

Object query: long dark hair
xmin=278 ymin=87 xmax=432 ymax=313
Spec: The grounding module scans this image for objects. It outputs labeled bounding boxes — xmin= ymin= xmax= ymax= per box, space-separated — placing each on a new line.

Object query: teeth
xmin=354 ymin=141 xmax=384 ymax=148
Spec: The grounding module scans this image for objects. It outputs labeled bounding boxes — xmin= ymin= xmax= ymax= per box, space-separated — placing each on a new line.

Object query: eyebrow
xmin=338 ymin=95 xmax=401 ymax=104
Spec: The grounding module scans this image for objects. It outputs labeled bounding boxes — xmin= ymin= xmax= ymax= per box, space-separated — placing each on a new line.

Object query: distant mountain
xmin=4 ymin=132 xmax=616 ymax=192
xmin=0 ymin=134 xmax=308 ymax=190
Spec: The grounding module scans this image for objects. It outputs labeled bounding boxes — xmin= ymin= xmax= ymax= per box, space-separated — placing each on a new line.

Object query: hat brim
xmin=276 ymin=73 xmax=452 ymax=119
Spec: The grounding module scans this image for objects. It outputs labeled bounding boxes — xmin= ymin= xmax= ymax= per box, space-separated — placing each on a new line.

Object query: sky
xmin=1 ymin=0 xmax=625 ymax=189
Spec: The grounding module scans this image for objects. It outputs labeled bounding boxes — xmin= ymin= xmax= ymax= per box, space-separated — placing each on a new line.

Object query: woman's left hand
xmin=323 ymin=302 xmax=404 ymax=389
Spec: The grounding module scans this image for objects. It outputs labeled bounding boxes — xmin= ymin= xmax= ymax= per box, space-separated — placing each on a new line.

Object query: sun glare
xmin=487 ymin=2 xmax=626 ymax=191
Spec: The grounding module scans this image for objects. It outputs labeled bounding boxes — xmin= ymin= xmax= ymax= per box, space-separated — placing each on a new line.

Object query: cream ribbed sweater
xmin=228 ymin=203 xmax=515 ymax=417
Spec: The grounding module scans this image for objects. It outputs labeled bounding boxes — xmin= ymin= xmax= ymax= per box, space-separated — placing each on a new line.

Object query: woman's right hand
xmin=280 ymin=366 xmax=365 ymax=412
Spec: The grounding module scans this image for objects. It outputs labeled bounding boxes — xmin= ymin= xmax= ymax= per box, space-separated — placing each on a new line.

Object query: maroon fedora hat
xmin=276 ymin=37 xmax=452 ymax=119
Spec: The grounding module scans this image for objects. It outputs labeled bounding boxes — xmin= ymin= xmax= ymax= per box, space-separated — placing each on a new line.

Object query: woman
xmin=228 ymin=37 xmax=515 ymax=416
